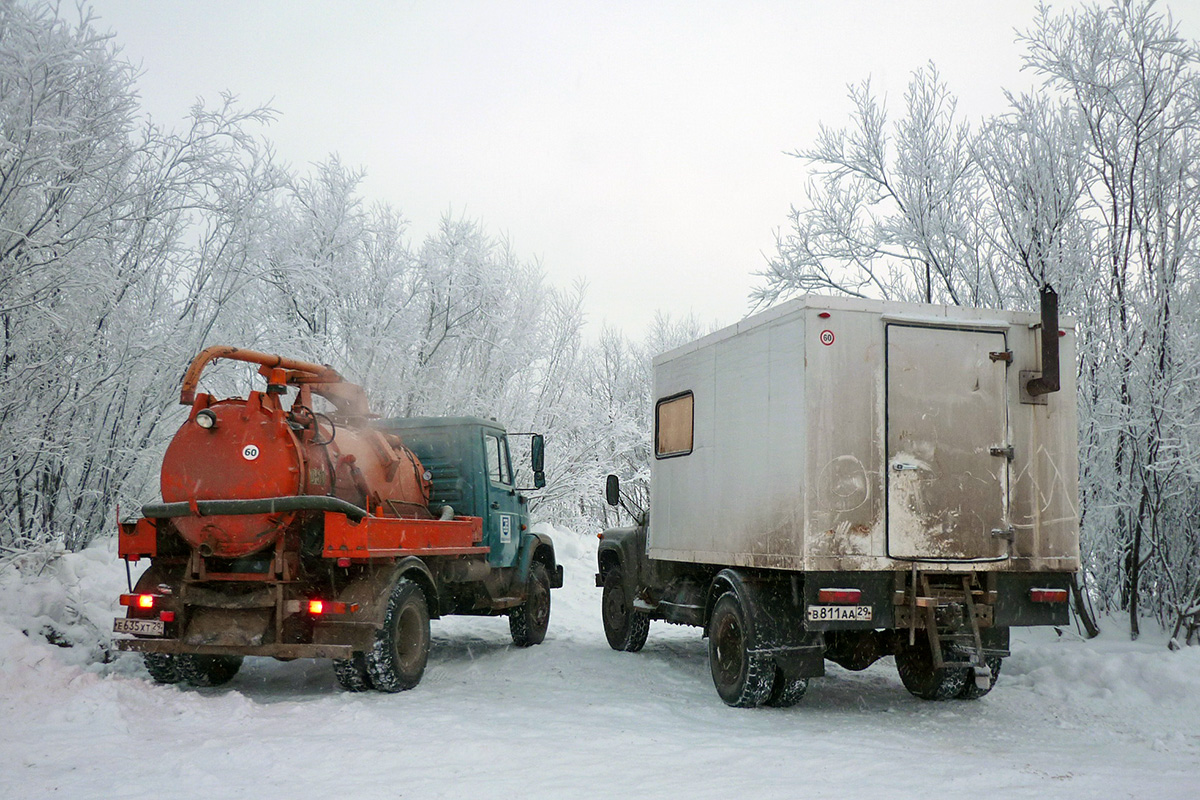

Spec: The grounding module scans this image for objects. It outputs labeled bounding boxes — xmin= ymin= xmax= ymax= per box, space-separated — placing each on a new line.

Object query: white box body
xmin=648 ymin=295 xmax=1079 ymax=573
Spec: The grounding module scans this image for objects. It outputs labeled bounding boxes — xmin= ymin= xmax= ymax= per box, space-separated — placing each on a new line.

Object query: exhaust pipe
xmin=1025 ymin=285 xmax=1060 ymax=398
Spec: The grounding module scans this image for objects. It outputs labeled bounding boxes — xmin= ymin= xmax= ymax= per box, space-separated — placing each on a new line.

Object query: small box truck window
xmin=655 ymin=392 xmax=694 ymax=457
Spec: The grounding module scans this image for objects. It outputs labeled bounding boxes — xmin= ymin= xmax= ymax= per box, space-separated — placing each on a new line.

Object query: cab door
xmin=482 ymin=430 xmax=521 ymax=567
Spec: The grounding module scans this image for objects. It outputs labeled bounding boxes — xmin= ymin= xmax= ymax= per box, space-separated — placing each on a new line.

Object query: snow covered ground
xmin=2 ymin=527 xmax=1198 ymax=800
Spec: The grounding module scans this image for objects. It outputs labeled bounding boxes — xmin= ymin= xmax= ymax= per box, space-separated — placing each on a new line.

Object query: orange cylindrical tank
xmin=162 ymin=382 xmax=431 ymax=559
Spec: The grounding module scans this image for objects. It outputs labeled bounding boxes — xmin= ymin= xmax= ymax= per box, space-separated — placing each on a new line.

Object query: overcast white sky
xmin=88 ymin=0 xmax=1200 ymax=337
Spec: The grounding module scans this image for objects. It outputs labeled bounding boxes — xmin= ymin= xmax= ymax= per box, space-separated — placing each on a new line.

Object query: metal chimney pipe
xmin=1025 ymin=285 xmax=1061 ymax=397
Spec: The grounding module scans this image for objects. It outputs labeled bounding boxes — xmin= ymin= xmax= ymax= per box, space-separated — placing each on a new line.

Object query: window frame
xmin=654 ymin=390 xmax=695 ymax=459
xmin=483 ymin=432 xmax=513 ymax=486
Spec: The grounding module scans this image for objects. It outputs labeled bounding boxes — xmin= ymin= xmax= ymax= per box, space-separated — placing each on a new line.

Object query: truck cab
xmin=374 ymin=416 xmax=549 ymax=571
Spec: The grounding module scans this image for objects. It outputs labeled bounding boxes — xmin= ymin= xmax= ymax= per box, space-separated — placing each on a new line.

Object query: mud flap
xmin=712 ymin=569 xmax=825 ymax=680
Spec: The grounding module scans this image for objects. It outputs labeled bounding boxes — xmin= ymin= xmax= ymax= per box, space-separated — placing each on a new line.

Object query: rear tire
xmin=333 ymin=653 xmax=374 ymax=692
xmin=143 ymin=653 xmax=182 ymax=684
xmin=957 ymin=655 xmax=1002 ymax=699
xmin=763 ymin=667 xmax=809 ymax=708
xmin=895 ymin=631 xmax=968 ymax=701
xmin=367 ymin=578 xmax=430 ymax=692
xmin=708 ymin=592 xmax=774 ymax=708
xmin=601 ymin=567 xmax=649 ymax=652
xmin=510 ymin=562 xmax=552 ymax=647
xmin=178 ymin=654 xmax=243 ymax=687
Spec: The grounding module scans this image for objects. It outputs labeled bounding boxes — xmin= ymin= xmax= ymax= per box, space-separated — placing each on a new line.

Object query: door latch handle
xmin=989 ymin=445 xmax=1014 ymax=460
xmin=892 ymin=463 xmax=920 ymax=472
xmin=490 ymin=502 xmax=500 ymax=509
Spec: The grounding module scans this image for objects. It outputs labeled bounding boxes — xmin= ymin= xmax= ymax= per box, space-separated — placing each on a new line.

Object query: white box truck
xmin=598 ymin=289 xmax=1078 ymax=707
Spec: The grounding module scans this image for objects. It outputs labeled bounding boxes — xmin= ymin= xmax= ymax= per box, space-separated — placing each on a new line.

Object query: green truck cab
xmin=377 ymin=416 xmax=559 ymax=580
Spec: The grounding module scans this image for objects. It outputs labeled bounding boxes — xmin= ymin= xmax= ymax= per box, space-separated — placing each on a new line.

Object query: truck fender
xmin=596 ymin=525 xmax=644 ymax=600
xmin=516 ymin=532 xmax=563 ymax=589
xmin=337 ymin=556 xmax=442 ymax=624
xmin=705 ymin=568 xmax=824 ymax=681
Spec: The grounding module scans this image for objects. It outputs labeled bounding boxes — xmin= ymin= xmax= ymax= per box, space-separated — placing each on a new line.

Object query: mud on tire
xmin=957 ymin=655 xmax=1003 ymax=700
xmin=895 ymin=631 xmax=968 ymax=701
xmin=143 ymin=653 xmax=182 ymax=684
xmin=601 ymin=566 xmax=649 ymax=652
xmin=332 ymin=653 xmax=374 ymax=692
xmin=367 ymin=577 xmax=430 ymax=692
xmin=178 ymin=654 xmax=243 ymax=687
xmin=708 ymin=592 xmax=774 ymax=708
xmin=763 ymin=667 xmax=808 ymax=708
xmin=510 ymin=562 xmax=551 ymax=647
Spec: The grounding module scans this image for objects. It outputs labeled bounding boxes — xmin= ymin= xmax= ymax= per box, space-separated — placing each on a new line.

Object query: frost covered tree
xmin=0 ymin=2 xmax=281 ymax=553
xmin=759 ymin=0 xmax=1200 ymax=638
xmin=1023 ymin=0 xmax=1200 ymax=637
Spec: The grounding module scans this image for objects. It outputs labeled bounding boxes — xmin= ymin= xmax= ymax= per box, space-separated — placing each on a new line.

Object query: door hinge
xmin=989 ymin=350 xmax=1013 ymax=363
xmin=990 ymin=527 xmax=1015 ymax=541
xmin=989 ymin=445 xmax=1014 ymax=460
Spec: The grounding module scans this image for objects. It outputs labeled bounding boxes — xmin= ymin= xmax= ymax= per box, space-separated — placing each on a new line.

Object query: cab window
xmin=484 ymin=433 xmax=513 ymax=485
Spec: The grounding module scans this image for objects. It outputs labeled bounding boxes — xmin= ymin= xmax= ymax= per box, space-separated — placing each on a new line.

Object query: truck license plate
xmin=113 ymin=618 xmax=164 ymax=636
xmin=806 ymin=605 xmax=873 ymax=622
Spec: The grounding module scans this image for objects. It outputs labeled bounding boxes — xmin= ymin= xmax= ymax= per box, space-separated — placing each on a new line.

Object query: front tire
xmin=510 ymin=562 xmax=551 ymax=647
xmin=178 ymin=654 xmax=243 ymax=687
xmin=708 ymin=592 xmax=774 ymax=708
xmin=367 ymin=578 xmax=430 ymax=692
xmin=601 ymin=567 xmax=649 ymax=652
xmin=895 ymin=631 xmax=968 ymax=701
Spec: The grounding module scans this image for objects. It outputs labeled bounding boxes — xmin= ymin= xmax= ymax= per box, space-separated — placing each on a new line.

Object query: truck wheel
xmin=367 ymin=578 xmax=430 ymax=692
xmin=957 ymin=655 xmax=1002 ymax=700
xmin=510 ymin=562 xmax=552 ymax=647
xmin=178 ymin=654 xmax=243 ymax=687
xmin=708 ymin=592 xmax=774 ymax=708
xmin=143 ymin=653 xmax=182 ymax=684
xmin=602 ymin=567 xmax=649 ymax=652
xmin=895 ymin=631 xmax=968 ymax=700
xmin=763 ymin=667 xmax=808 ymax=708
xmin=332 ymin=654 xmax=374 ymax=692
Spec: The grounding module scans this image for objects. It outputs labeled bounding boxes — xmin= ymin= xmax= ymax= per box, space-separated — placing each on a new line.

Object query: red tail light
xmin=160 ymin=611 xmax=176 ymax=623
xmin=1030 ymin=588 xmax=1069 ymax=603
xmin=307 ymin=600 xmax=360 ymax=616
xmin=119 ymin=593 xmax=157 ymax=609
xmin=818 ymin=588 xmax=862 ymax=604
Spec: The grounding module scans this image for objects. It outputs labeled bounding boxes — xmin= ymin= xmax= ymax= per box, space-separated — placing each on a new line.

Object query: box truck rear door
xmin=886 ymin=324 xmax=1009 ymax=561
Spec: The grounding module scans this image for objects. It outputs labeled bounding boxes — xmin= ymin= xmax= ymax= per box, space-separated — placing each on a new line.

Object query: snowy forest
xmin=1 ymin=0 xmax=1198 ymax=645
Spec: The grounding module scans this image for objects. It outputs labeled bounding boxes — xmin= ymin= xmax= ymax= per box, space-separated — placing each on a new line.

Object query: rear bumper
xmin=800 ymin=570 xmax=1074 ymax=631
xmin=115 ymin=638 xmax=354 ymax=659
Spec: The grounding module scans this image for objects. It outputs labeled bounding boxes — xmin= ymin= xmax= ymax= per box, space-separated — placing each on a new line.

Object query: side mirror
xmin=605 ymin=474 xmax=620 ymax=507
xmin=530 ymin=433 xmax=545 ymax=473
xmin=534 ymin=471 xmax=546 ymax=489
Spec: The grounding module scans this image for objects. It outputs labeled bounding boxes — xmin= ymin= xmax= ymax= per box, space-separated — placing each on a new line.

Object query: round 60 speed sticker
xmin=242 ymin=444 xmax=260 ymax=461
xmin=819 ymin=329 xmax=836 ymax=346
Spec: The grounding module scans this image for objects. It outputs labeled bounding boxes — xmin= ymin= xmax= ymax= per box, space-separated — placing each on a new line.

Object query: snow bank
xmin=2 ymin=529 xmax=1198 ymax=799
